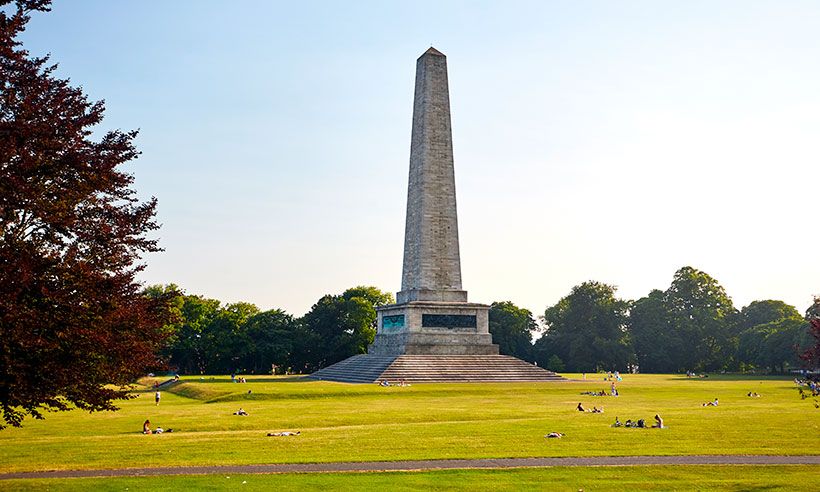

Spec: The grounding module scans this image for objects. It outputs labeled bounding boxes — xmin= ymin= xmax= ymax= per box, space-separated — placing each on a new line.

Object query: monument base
xmin=368 ymin=332 xmax=498 ymax=355
xmin=370 ymin=300 xmax=498 ymax=356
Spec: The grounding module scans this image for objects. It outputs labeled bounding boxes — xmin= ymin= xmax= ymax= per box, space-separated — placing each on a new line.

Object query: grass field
xmin=1 ymin=465 xmax=817 ymax=491
xmin=0 ymin=373 xmax=817 ymax=489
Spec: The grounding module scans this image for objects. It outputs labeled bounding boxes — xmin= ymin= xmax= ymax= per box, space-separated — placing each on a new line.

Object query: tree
xmin=806 ymin=296 xmax=820 ymax=321
xmin=740 ymin=300 xmax=802 ymax=332
xmin=535 ymin=281 xmax=632 ymax=372
xmin=200 ymin=302 xmax=259 ymax=374
xmin=0 ymin=1 xmax=176 ymax=428
xmin=166 ymin=294 xmax=221 ymax=374
xmin=738 ymin=318 xmax=810 ymax=373
xmin=300 ymin=286 xmax=393 ymax=371
xmin=663 ymin=267 xmax=736 ymax=372
xmin=488 ymin=301 xmax=537 ymax=361
xmin=735 ymin=299 xmax=806 ymax=373
xmin=241 ymin=309 xmax=297 ymax=374
xmin=799 ymin=318 xmax=820 ymax=372
xmin=629 ymin=289 xmax=680 ymax=373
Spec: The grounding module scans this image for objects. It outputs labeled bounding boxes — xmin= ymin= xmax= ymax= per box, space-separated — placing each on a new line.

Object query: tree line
xmin=148 ymin=266 xmax=819 ymax=376
xmin=145 ymin=285 xmax=393 ymax=375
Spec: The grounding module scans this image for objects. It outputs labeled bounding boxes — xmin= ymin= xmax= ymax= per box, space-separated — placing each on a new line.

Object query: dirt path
xmin=2 ymin=455 xmax=818 ymax=480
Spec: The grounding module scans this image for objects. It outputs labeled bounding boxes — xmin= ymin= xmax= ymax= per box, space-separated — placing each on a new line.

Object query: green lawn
xmin=1 ymin=466 xmax=816 ymax=491
xmin=0 ymin=374 xmax=816 ymax=475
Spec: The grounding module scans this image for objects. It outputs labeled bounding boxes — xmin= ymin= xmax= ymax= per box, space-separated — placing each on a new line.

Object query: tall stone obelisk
xmin=398 ymin=47 xmax=466 ymax=304
xmin=369 ymin=48 xmax=498 ymax=356
xmin=309 ymin=48 xmax=565 ymax=382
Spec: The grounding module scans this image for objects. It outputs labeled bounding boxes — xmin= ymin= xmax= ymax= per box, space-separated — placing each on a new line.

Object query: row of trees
xmin=153 ymin=266 xmax=818 ymax=377
xmin=530 ymin=267 xmax=818 ymax=374
xmin=148 ymin=285 xmax=393 ymax=375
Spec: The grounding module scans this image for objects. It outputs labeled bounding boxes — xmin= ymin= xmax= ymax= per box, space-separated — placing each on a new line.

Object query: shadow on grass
xmin=665 ymin=375 xmax=792 ymax=382
xmin=178 ymin=376 xmax=313 ymax=384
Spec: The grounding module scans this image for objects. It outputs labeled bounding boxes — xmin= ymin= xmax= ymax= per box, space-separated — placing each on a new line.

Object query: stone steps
xmin=309 ymin=355 xmax=398 ymax=383
xmin=309 ymin=354 xmax=565 ymax=383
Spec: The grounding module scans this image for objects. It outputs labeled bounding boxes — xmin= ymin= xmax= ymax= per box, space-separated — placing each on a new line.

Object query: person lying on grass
xmin=702 ymin=398 xmax=719 ymax=406
xmin=233 ymin=408 xmax=249 ymax=416
xmin=545 ymin=432 xmax=564 ymax=438
xmin=267 ymin=431 xmax=300 ymax=436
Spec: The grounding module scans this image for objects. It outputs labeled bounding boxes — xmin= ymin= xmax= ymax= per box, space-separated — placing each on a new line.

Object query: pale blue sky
xmin=22 ymin=1 xmax=820 ymax=316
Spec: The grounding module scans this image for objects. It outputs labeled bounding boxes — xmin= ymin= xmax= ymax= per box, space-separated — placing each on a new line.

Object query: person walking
xmin=155 ymin=390 xmax=161 ymax=406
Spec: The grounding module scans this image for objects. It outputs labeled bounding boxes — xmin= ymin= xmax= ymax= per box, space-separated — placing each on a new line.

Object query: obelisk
xmin=398 ymin=47 xmax=466 ymax=304
xmin=369 ymin=48 xmax=498 ymax=356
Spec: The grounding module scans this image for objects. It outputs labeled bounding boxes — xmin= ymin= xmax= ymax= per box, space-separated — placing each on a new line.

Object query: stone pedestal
xmin=369 ymin=301 xmax=498 ymax=356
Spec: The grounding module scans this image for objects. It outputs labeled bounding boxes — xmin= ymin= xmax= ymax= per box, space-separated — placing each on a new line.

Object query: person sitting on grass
xmin=233 ymin=408 xmax=249 ymax=416
xmin=267 ymin=431 xmax=300 ymax=436
xmin=612 ymin=416 xmax=622 ymax=427
xmin=591 ymin=406 xmax=603 ymax=413
xmin=143 ymin=419 xmax=152 ymax=434
xmin=702 ymin=398 xmax=719 ymax=407
xmin=652 ymin=414 xmax=664 ymax=429
xmin=624 ymin=419 xmax=633 ymax=427
xmin=545 ymin=432 xmax=564 ymax=438
xmin=576 ymin=402 xmax=586 ymax=412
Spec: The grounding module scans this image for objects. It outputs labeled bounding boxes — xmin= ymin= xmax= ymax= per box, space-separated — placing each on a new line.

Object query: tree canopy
xmin=157 ymin=285 xmax=393 ymax=375
xmin=535 ymin=281 xmax=632 ymax=372
xmin=488 ymin=301 xmax=538 ymax=361
xmin=0 ymin=1 xmax=177 ymax=428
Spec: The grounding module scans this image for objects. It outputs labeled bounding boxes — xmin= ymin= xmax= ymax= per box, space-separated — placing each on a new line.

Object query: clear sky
xmin=21 ymin=1 xmax=820 ymax=317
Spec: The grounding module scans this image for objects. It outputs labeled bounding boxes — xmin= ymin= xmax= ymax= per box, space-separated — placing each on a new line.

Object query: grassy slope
xmin=0 ymin=374 xmax=816 ymax=474
xmin=1 ymin=466 xmax=816 ymax=491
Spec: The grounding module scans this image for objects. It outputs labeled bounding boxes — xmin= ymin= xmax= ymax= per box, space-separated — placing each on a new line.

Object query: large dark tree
xmin=801 ymin=297 xmax=820 ymax=373
xmin=629 ymin=289 xmax=680 ymax=373
xmin=240 ymin=309 xmax=297 ymax=374
xmin=300 ymin=286 xmax=393 ymax=371
xmin=806 ymin=297 xmax=820 ymax=321
xmin=740 ymin=300 xmax=802 ymax=332
xmin=663 ymin=267 xmax=736 ymax=372
xmin=0 ymin=1 xmax=175 ymax=428
xmin=488 ymin=301 xmax=537 ymax=361
xmin=535 ymin=281 xmax=632 ymax=372
xmin=735 ymin=299 xmax=806 ymax=373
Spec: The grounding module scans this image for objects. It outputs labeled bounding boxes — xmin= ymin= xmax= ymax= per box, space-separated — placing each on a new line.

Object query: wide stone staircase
xmin=309 ymin=354 xmax=565 ymax=383
xmin=309 ymin=355 xmax=398 ymax=383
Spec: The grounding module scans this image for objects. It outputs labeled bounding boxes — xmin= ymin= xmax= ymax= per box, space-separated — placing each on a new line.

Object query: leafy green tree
xmin=545 ymin=354 xmax=565 ymax=372
xmin=740 ymin=300 xmax=802 ymax=332
xmin=167 ymin=295 xmax=221 ymax=374
xmin=629 ymin=289 xmax=680 ymax=373
xmin=738 ymin=318 xmax=811 ymax=373
xmin=489 ymin=301 xmax=537 ymax=361
xmin=300 ymin=286 xmax=393 ymax=371
xmin=240 ymin=309 xmax=297 ymax=373
xmin=535 ymin=281 xmax=632 ymax=372
xmin=202 ymin=302 xmax=259 ymax=374
xmin=663 ymin=267 xmax=736 ymax=371
xmin=735 ymin=299 xmax=808 ymax=373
